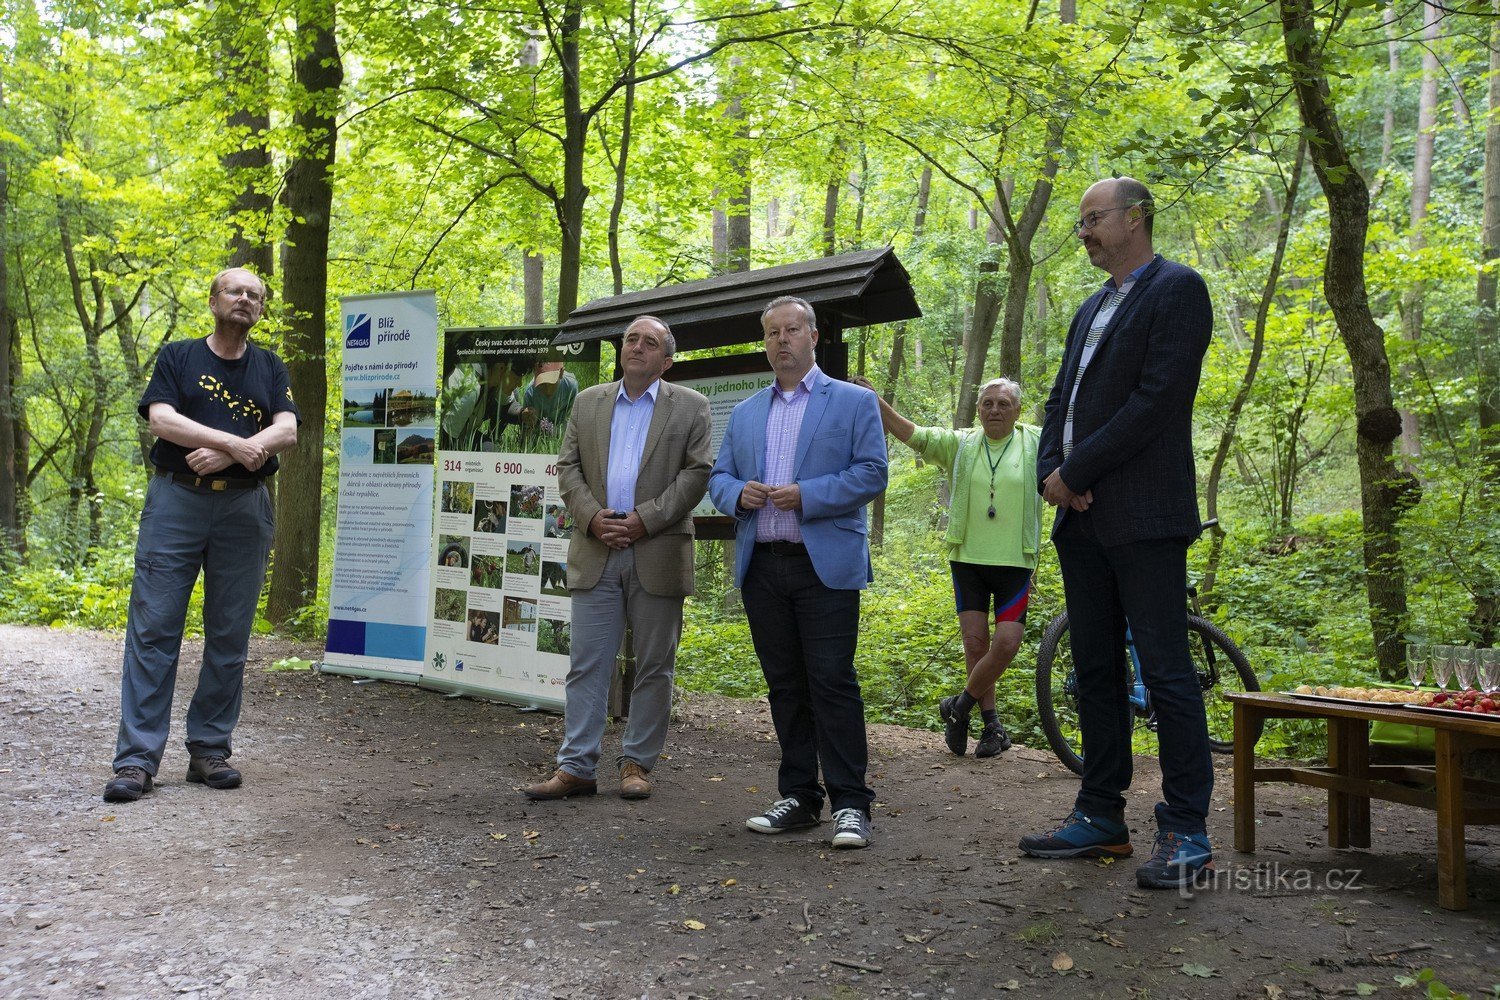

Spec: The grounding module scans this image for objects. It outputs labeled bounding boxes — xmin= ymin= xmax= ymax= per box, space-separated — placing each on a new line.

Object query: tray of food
xmin=1404 ymin=689 xmax=1500 ymax=720
xmin=1288 ymin=685 xmax=1426 ymax=707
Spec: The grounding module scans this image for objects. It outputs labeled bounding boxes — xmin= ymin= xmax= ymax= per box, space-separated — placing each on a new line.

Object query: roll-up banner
xmin=423 ymin=326 xmax=600 ymax=709
xmin=322 ymin=291 xmax=439 ymax=680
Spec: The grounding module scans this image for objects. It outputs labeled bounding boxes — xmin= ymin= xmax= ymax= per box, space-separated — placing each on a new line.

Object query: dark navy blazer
xmin=1038 ymin=255 xmax=1213 ymax=545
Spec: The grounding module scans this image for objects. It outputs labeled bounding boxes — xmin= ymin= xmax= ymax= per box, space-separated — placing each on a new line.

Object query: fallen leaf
xmin=683 ymin=919 xmax=706 ymax=930
xmin=668 ymin=884 xmax=681 ymax=895
xmin=1052 ymin=953 xmax=1074 ymax=972
xmin=1097 ymin=932 xmax=1125 ymax=948
xmin=708 ymin=776 xmax=724 ymax=782
xmin=721 ymin=878 xmax=737 ymax=887
xmin=523 ymin=830 xmax=539 ymax=840
xmin=1355 ymin=986 xmax=1377 ymax=998
xmin=1180 ymin=963 xmax=1219 ymax=978
xmin=489 ymin=833 xmax=508 ymax=841
xmin=994 ymin=981 xmax=1021 ymax=991
xmin=1263 ymin=986 xmax=1284 ymax=1000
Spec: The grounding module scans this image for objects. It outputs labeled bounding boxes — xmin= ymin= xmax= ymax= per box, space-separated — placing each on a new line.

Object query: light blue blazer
xmin=708 ymin=370 xmax=888 ymax=591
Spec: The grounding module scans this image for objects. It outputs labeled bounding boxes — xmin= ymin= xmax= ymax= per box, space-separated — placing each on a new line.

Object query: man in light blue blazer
xmin=709 ymin=295 xmax=887 ymax=850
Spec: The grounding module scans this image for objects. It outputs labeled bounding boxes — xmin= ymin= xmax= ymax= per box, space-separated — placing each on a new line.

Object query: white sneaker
xmin=830 ymin=807 xmax=871 ymax=849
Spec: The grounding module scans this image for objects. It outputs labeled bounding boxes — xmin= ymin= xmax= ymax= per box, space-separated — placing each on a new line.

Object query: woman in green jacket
xmin=851 ymin=376 xmax=1041 ymax=758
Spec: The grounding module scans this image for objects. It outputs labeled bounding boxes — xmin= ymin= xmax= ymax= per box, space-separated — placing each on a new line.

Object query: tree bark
xmin=523 ymin=28 xmax=546 ymax=319
xmin=1281 ymin=0 xmax=1412 ymax=678
xmin=219 ymin=6 xmax=275 ymax=277
xmin=555 ymin=0 xmax=586 ymax=321
xmin=1202 ymin=142 xmax=1305 ymax=603
xmin=268 ymin=0 xmax=341 ymax=627
xmin=0 ymin=71 xmax=17 ymax=561
xmin=1400 ymin=1 xmax=1440 ymax=468
xmin=1473 ymin=0 xmax=1500 ymax=645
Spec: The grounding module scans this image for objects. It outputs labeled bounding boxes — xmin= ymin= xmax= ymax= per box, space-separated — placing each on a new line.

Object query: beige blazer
xmin=557 ymin=379 xmax=712 ymax=597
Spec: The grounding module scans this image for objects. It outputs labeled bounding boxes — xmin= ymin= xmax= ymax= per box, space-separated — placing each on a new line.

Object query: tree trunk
xmin=110 ymin=291 xmax=154 ymax=467
xmin=0 ymin=70 xmax=16 ymax=562
xmin=1473 ymin=0 xmax=1500 ymax=645
xmin=1282 ymin=0 xmax=1412 ymax=678
xmin=1400 ymin=1 xmax=1440 ymax=469
xmin=956 ymin=205 xmax=1002 ymax=429
xmin=1202 ymin=142 xmax=1305 ymax=603
xmin=725 ymin=75 xmax=751 ymax=273
xmin=523 ymin=30 xmax=546 ymax=320
xmin=555 ymin=0 xmax=586 ymax=321
xmin=822 ymin=175 xmax=840 ymax=258
xmin=219 ymin=8 xmax=275 ymax=277
xmin=267 ymin=0 xmax=341 ymax=627
xmin=605 ymin=73 xmax=635 ymax=294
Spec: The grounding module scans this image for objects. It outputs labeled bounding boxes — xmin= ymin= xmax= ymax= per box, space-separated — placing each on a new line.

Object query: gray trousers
xmin=557 ymin=546 xmax=683 ymax=780
xmin=113 ymin=475 xmax=275 ymax=774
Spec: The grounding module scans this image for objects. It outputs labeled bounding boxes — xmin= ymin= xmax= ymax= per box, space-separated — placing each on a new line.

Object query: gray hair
xmin=760 ymin=296 xmax=818 ymax=331
xmin=979 ymin=377 xmax=1021 ymax=406
xmin=627 ymin=314 xmax=676 ymax=357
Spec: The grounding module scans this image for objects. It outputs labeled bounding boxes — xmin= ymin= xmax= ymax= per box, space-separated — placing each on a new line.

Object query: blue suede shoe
xmin=1135 ymin=831 xmax=1213 ymax=889
xmin=1018 ymin=810 xmax=1133 ymax=859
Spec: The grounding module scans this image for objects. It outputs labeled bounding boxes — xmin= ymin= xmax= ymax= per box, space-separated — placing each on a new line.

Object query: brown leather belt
xmin=155 ymin=468 xmax=262 ymax=491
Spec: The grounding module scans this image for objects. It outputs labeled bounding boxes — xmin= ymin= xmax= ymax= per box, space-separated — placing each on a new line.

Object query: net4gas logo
xmin=345 ymin=313 xmax=372 ymax=349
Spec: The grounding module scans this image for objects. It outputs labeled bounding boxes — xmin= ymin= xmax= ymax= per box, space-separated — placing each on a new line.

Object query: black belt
xmin=755 ymin=540 xmax=808 ymax=556
xmin=155 ymin=468 xmax=262 ymax=491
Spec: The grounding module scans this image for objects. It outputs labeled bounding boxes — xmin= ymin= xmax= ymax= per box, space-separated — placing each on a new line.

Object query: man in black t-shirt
xmin=103 ymin=267 xmax=301 ymax=803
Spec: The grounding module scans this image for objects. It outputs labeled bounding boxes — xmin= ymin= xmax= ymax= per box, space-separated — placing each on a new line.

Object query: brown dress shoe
xmin=619 ymin=761 xmax=652 ymax=800
xmin=522 ymin=768 xmax=597 ymax=800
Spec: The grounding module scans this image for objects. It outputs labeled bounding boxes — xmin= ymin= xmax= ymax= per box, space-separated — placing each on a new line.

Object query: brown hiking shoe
xmin=186 ymin=754 xmax=242 ymax=790
xmin=619 ymin=761 xmax=652 ymax=800
xmin=102 ymin=766 xmax=154 ymax=803
xmin=521 ymin=768 xmax=597 ymax=800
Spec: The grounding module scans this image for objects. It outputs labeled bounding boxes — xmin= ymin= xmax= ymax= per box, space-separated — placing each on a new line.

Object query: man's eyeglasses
xmin=1074 ymin=206 xmax=1131 ymax=233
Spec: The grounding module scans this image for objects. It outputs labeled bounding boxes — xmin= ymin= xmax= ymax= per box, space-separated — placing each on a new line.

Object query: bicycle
xmin=1033 ymin=521 xmax=1261 ymax=775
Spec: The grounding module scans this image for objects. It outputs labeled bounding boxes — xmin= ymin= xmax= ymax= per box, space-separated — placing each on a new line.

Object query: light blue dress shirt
xmin=606 ymin=379 xmax=660 ymax=513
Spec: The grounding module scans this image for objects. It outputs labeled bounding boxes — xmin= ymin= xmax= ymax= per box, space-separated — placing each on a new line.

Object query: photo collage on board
xmin=429 ymin=327 xmax=600 ymax=673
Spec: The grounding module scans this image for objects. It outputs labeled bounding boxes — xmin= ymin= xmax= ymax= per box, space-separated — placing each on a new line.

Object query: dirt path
xmin=1 ymin=624 xmax=1496 ymax=999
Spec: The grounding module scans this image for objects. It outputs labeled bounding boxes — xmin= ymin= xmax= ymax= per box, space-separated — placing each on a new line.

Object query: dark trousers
xmin=114 ymin=475 xmax=275 ymax=774
xmin=740 ymin=545 xmax=874 ymax=816
xmin=1053 ymin=512 xmax=1212 ymax=835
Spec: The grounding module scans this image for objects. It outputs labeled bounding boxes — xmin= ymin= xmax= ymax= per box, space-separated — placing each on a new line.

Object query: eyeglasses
xmin=217 ymin=285 xmax=265 ymax=303
xmin=1074 ymin=206 xmax=1131 ymax=233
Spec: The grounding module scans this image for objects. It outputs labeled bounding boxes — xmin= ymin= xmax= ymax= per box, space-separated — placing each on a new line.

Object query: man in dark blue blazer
xmin=1021 ymin=177 xmax=1217 ymax=891
xmin=709 ymin=296 xmax=887 ymax=850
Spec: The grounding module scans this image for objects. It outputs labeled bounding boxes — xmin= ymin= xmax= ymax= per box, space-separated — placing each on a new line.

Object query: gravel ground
xmin=1 ymin=623 xmax=1497 ymax=1000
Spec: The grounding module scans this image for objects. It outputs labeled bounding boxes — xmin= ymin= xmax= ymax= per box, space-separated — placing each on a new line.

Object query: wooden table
xmin=1228 ymin=691 xmax=1500 ymax=910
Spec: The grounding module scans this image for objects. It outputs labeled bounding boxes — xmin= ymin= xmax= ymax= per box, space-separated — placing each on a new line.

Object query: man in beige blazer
xmin=523 ymin=315 xmax=712 ymax=801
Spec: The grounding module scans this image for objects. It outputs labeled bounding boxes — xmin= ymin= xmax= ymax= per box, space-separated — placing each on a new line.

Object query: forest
xmin=1 ymin=0 xmax=1496 ymax=750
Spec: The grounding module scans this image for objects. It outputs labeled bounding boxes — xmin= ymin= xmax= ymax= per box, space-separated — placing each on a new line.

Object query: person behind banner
xmin=523 ymin=315 xmax=712 ymax=802
xmin=102 ymin=267 xmax=301 ymax=803
xmin=849 ymin=374 xmax=1041 ymax=759
xmin=708 ymin=295 xmax=888 ymax=851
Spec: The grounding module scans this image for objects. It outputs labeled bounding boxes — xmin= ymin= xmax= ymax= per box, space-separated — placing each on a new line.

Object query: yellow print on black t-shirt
xmin=197 ymin=373 xmax=265 ymax=425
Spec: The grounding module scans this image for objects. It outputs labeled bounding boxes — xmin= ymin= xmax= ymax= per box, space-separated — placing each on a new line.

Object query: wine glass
xmin=1404 ymin=642 xmax=1428 ymax=691
xmin=1431 ymin=644 xmax=1454 ymax=692
xmin=1475 ymin=648 xmax=1499 ymax=696
xmin=1453 ymin=646 xmax=1478 ymax=693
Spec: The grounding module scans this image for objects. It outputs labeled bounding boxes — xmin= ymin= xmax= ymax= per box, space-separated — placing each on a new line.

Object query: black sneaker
xmin=938 ymin=695 xmax=970 ymax=756
xmin=830 ymin=808 xmax=871 ymax=849
xmin=186 ymin=754 xmax=242 ymax=790
xmin=745 ymin=797 xmax=821 ymax=834
xmin=102 ymin=766 xmax=153 ymax=803
xmin=974 ymin=721 xmax=1012 ymax=758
